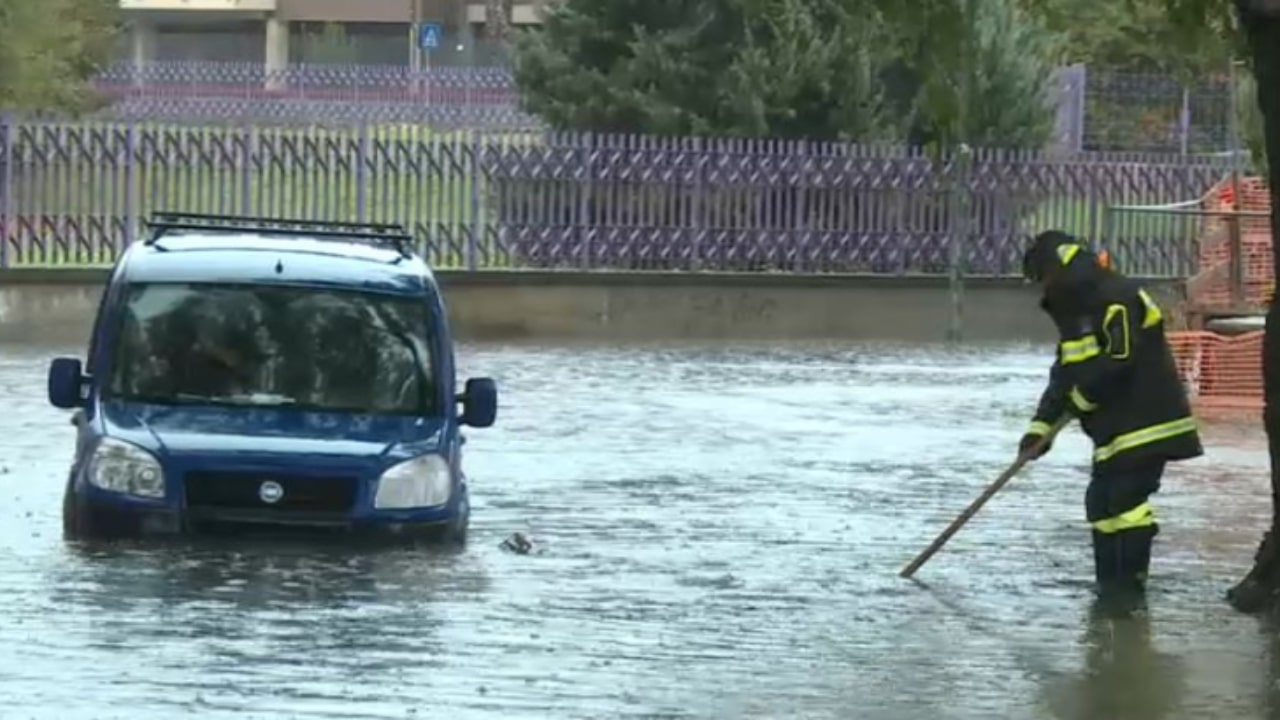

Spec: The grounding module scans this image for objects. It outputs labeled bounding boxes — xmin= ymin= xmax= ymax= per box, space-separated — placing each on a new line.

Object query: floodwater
xmin=0 ymin=338 xmax=1277 ymax=720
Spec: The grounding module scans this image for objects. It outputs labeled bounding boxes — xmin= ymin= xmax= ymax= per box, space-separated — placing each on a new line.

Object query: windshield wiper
xmin=217 ymin=392 xmax=300 ymax=406
xmin=118 ymin=392 xmax=302 ymax=407
xmin=115 ymin=392 xmax=218 ymax=406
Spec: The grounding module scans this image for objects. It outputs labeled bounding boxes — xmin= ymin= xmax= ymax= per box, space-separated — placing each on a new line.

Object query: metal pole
xmin=1179 ymin=88 xmax=1191 ymax=157
xmin=946 ymin=0 xmax=977 ymax=344
xmin=947 ymin=145 xmax=972 ymax=343
xmin=0 ymin=115 xmax=11 ymax=269
xmin=1229 ymin=59 xmax=1243 ymax=186
xmin=1227 ymin=58 xmax=1245 ymax=308
xmin=464 ymin=24 xmax=474 ymax=122
xmin=408 ymin=0 xmax=420 ymax=95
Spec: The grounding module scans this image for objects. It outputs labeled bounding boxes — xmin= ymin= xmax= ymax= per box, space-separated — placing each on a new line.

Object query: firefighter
xmin=1019 ymin=230 xmax=1204 ymax=613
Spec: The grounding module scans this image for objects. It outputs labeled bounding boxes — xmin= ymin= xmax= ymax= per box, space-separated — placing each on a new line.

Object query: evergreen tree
xmin=0 ymin=0 xmax=119 ymax=115
xmin=512 ymin=0 xmax=1060 ymax=148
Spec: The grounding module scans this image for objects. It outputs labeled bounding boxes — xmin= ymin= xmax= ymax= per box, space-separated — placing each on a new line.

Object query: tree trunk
xmin=1227 ymin=0 xmax=1280 ymax=614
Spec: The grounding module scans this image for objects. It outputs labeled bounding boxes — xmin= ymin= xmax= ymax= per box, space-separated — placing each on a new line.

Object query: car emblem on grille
xmin=258 ymin=480 xmax=285 ymax=504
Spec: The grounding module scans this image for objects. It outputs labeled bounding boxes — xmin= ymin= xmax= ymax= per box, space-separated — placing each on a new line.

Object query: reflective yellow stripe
xmin=1093 ymin=416 xmax=1198 ymax=463
xmin=1057 ymin=244 xmax=1080 ymax=266
xmin=1137 ymin=289 xmax=1163 ymax=328
xmin=1092 ymin=501 xmax=1156 ymax=534
xmin=1102 ymin=303 xmax=1131 ymax=359
xmin=1069 ymin=386 xmax=1098 ymax=412
xmin=1060 ymin=335 xmax=1100 ymax=364
xmin=1027 ymin=420 xmax=1052 ymax=436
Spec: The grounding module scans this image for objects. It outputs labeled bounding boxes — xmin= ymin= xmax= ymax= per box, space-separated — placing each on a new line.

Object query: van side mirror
xmin=459 ymin=377 xmax=497 ymax=428
xmin=48 ymin=357 xmax=87 ymax=409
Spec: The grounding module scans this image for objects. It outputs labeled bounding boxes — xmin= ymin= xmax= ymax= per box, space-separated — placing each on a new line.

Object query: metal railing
xmin=1104 ymin=201 xmax=1272 ymax=314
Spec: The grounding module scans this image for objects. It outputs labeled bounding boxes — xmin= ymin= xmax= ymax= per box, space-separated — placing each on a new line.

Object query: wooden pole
xmin=899 ymin=415 xmax=1072 ymax=579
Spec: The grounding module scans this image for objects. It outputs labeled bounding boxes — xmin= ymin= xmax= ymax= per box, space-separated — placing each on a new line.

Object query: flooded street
xmin=1 ymin=338 xmax=1277 ymax=719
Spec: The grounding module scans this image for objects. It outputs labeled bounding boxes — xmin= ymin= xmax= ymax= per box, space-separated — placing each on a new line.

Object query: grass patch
xmin=1022 ymin=196 xmax=1206 ymax=275
xmin=3 ymin=121 xmax=541 ymax=267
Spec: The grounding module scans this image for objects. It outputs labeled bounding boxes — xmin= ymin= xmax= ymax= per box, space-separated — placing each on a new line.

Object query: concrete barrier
xmin=0 ymin=269 xmax=1187 ymax=346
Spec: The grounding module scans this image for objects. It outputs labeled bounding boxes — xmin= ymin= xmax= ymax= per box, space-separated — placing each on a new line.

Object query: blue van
xmin=46 ymin=212 xmax=498 ymax=543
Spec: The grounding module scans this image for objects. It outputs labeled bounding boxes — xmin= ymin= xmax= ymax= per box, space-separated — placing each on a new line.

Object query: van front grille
xmin=184 ymin=472 xmax=358 ymax=514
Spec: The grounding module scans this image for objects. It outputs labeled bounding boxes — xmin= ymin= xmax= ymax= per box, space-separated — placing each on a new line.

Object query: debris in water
xmin=500 ymin=532 xmax=535 ymax=555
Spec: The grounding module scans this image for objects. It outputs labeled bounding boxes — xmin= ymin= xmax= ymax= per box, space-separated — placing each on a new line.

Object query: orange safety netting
xmin=1170 ymin=177 xmax=1272 ymax=418
xmin=1188 ymin=176 xmax=1274 ymax=309
xmin=1167 ymin=329 xmax=1263 ymax=421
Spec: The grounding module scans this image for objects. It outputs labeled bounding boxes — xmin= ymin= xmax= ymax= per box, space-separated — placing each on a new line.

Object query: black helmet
xmin=1022 ymin=230 xmax=1090 ymax=282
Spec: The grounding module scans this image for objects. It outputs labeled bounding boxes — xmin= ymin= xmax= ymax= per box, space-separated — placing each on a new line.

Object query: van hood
xmin=99 ymin=399 xmax=444 ymax=462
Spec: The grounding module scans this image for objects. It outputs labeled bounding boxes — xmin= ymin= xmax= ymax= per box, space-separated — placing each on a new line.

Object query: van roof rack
xmin=143 ymin=212 xmax=415 ymax=258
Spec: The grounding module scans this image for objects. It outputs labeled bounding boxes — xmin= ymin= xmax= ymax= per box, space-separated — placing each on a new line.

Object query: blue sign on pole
xmin=418 ymin=23 xmax=442 ymax=50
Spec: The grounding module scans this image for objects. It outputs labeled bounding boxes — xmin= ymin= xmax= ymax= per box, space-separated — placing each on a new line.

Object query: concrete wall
xmin=0 ymin=269 xmax=1187 ymax=346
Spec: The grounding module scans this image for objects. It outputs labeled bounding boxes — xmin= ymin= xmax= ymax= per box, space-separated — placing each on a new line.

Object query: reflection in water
xmin=1263 ymin=617 xmax=1280 ymax=718
xmin=28 ymin=540 xmax=490 ymax=718
xmin=0 ymin=339 xmax=1277 ymax=718
xmin=54 ymin=538 xmax=485 ymax=614
xmin=1040 ymin=606 xmax=1185 ymax=720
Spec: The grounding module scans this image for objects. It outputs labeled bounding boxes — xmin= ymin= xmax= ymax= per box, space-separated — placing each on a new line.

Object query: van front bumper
xmin=76 ymin=485 xmax=465 ymax=540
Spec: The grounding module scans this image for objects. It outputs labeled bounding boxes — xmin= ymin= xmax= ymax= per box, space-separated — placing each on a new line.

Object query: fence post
xmin=240 ymin=126 xmax=253 ymax=216
xmin=1101 ymin=204 xmax=1115 ymax=256
xmin=1228 ymin=213 xmax=1244 ymax=308
xmin=946 ymin=145 xmax=974 ymax=343
xmin=467 ymin=128 xmax=481 ymax=271
xmin=0 ymin=115 xmax=11 ymax=269
xmin=690 ymin=136 xmax=703 ymax=271
xmin=1178 ymin=88 xmax=1191 ymax=157
xmin=580 ymin=132 xmax=594 ymax=269
xmin=123 ymin=122 xmax=138 ymax=249
xmin=355 ymin=122 xmax=369 ymax=224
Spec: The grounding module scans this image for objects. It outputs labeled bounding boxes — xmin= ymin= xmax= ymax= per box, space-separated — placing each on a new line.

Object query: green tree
xmin=512 ymin=0 xmax=897 ymax=141
xmin=512 ymin=0 xmax=1059 ymax=148
xmin=1236 ymin=66 xmax=1269 ymax=175
xmin=1018 ymin=0 xmax=1241 ymax=154
xmin=0 ymin=0 xmax=119 ymax=115
xmin=1021 ymin=0 xmax=1234 ymax=75
xmin=889 ymin=0 xmax=1062 ymax=152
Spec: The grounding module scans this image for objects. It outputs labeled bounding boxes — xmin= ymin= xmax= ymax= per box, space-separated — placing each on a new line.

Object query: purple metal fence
xmin=0 ymin=119 xmax=1236 ymax=274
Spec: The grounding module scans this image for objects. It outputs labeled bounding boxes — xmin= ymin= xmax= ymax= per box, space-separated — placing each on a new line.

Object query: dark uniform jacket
xmin=1027 ymin=247 xmax=1204 ymax=472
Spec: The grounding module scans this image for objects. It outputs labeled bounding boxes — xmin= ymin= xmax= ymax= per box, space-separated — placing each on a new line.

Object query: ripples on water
xmin=0 ymin=339 xmax=1277 ymax=719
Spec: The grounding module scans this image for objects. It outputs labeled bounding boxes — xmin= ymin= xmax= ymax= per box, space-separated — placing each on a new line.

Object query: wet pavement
xmin=0 ymin=338 xmax=1277 ymax=719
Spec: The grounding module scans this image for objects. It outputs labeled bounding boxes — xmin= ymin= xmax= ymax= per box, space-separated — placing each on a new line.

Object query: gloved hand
xmin=1019 ymin=432 xmax=1052 ymax=460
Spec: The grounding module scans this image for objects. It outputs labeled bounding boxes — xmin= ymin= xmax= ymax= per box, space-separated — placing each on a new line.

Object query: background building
xmin=119 ymin=0 xmax=547 ymax=67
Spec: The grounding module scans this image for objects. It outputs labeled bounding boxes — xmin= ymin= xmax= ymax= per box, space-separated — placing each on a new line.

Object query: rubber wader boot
xmin=1094 ymin=527 xmax=1155 ymax=618
xmin=1093 ymin=529 xmax=1117 ymax=587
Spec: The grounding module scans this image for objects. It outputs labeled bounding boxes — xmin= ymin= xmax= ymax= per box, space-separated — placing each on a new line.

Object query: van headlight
xmin=87 ymin=438 xmax=165 ymax=499
xmin=374 ymin=455 xmax=451 ymax=509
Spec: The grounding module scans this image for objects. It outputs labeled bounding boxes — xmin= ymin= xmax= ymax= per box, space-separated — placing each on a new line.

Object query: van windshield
xmin=106 ymin=282 xmax=436 ymax=416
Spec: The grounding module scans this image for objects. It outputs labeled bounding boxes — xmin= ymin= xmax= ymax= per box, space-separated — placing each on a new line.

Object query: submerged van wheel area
xmin=447 ymin=486 xmax=470 ymax=545
xmin=61 ymin=476 xmax=153 ymax=542
xmin=61 ymin=478 xmax=109 ymax=541
xmin=60 ymin=478 xmax=82 ymax=540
